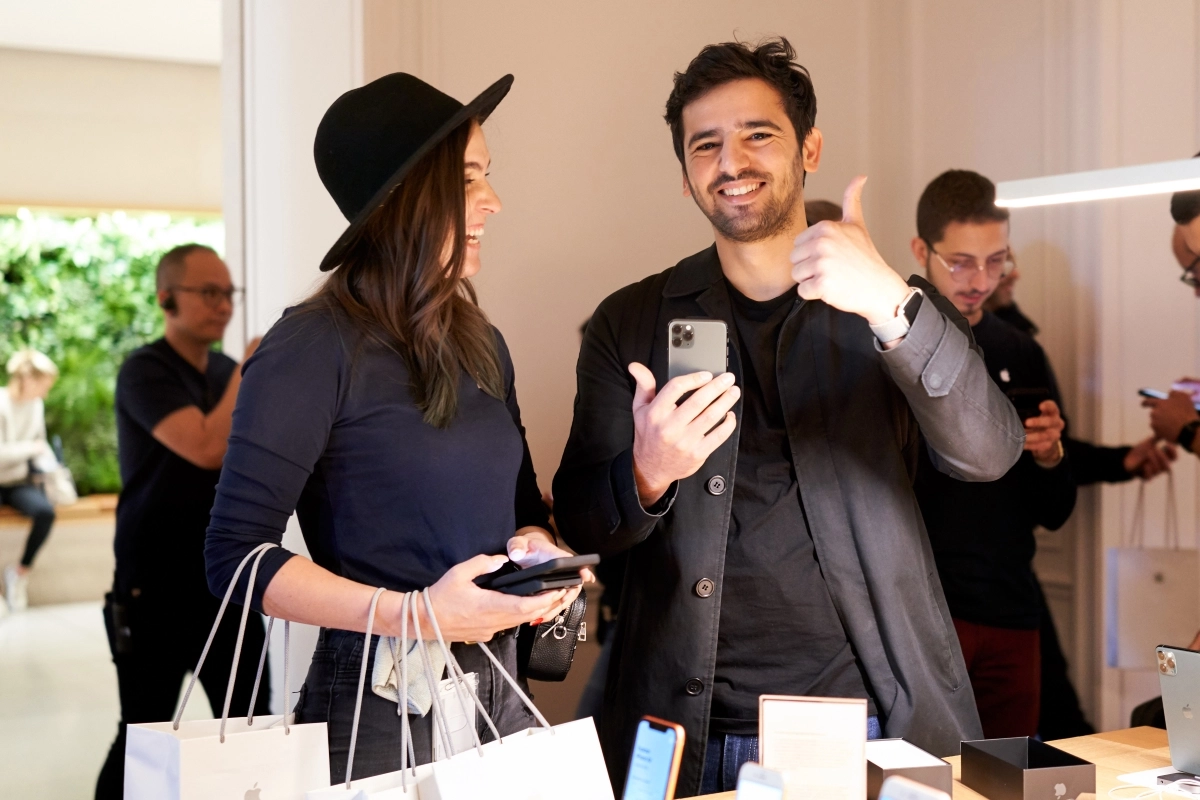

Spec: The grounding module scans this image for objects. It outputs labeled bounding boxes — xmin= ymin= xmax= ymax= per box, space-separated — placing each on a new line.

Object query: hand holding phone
xmin=473 ymin=554 xmax=599 ymax=596
xmin=622 ymin=717 xmax=685 ymax=800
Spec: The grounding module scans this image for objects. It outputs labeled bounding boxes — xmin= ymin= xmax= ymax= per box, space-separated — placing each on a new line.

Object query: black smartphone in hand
xmin=473 ymin=554 xmax=600 ymax=596
xmin=1005 ymin=387 xmax=1052 ymax=421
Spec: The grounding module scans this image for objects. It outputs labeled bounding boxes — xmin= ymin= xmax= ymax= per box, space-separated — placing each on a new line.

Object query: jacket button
xmin=706 ymin=476 xmax=726 ymax=496
xmin=928 ymin=374 xmax=943 ymax=390
xmin=694 ymin=579 xmax=715 ymax=598
xmin=685 ymin=678 xmax=704 ymax=696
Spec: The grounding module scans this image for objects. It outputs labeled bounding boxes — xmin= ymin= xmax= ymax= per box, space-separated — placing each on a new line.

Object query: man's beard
xmin=693 ymin=158 xmax=805 ymax=244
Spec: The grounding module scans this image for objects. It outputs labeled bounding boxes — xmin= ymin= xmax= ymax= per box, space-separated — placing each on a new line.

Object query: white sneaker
xmin=3 ymin=565 xmax=28 ymax=612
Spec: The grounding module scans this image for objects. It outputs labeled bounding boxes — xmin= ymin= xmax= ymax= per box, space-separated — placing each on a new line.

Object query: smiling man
xmin=552 ymin=39 xmax=1024 ymax=796
xmin=909 ymin=169 xmax=1076 ymax=740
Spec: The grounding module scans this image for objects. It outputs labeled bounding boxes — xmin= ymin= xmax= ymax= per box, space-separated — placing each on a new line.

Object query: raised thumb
xmin=842 ymin=175 xmax=868 ymax=226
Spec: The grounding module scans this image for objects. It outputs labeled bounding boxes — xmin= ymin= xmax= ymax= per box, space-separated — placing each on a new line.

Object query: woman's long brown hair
xmin=311 ymin=120 xmax=503 ymax=428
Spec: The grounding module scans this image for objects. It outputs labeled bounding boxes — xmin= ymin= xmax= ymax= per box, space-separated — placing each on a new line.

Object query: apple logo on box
xmin=1186 ymin=704 xmax=1195 ymax=720
xmin=245 ymin=783 xmax=261 ymax=800
xmin=1053 ymin=783 xmax=1067 ymax=798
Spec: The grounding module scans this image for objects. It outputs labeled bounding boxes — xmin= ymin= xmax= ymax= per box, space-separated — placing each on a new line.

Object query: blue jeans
xmin=699 ymin=715 xmax=882 ymax=794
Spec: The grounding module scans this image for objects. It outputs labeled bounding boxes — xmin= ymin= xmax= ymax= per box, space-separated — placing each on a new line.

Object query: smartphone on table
xmin=622 ymin=716 xmax=685 ymax=800
xmin=735 ymin=762 xmax=784 ymax=799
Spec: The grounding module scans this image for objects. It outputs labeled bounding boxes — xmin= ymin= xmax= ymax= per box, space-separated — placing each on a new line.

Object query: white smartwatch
xmin=869 ymin=287 xmax=924 ymax=344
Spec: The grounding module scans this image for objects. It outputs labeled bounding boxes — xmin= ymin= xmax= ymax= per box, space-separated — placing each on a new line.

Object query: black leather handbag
xmin=517 ymin=592 xmax=587 ymax=682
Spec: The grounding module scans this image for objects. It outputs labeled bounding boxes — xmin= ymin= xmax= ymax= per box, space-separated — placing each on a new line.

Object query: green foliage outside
xmin=1 ymin=209 xmax=224 ymax=495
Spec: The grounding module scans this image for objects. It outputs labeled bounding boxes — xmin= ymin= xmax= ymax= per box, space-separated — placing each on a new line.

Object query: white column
xmin=221 ymin=0 xmax=369 ymax=715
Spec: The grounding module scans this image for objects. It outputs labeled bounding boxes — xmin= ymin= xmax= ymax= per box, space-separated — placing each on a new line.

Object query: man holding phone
xmin=553 ymin=39 xmax=1024 ymax=796
xmin=908 ymin=170 xmax=1076 ymax=739
xmin=1144 ymin=174 xmax=1200 ymax=449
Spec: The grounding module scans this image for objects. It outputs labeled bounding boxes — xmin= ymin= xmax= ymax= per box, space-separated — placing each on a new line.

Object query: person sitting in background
xmin=95 ymin=244 xmax=267 ymax=799
xmin=0 ymin=349 xmax=59 ymax=616
xmin=910 ymin=169 xmax=1075 ymax=739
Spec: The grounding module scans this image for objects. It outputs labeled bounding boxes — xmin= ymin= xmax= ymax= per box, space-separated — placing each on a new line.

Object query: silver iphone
xmin=666 ymin=319 xmax=728 ymax=381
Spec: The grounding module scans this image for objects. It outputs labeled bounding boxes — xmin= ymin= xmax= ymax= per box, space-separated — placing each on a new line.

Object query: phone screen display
xmin=623 ymin=719 xmax=678 ymax=800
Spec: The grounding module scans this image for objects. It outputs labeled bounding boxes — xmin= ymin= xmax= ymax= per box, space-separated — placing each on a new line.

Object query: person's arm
xmin=789 ymin=176 xmax=1025 ymax=481
xmin=876 ymin=285 xmax=1024 ymax=481
xmin=205 ymin=310 xmax=573 ymax=641
xmin=150 ymin=338 xmax=261 ymax=470
xmin=0 ymin=396 xmax=48 ymax=468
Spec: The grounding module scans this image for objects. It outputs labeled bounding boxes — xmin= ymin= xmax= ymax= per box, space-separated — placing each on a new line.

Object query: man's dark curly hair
xmin=917 ymin=170 xmax=1010 ymax=246
xmin=664 ymin=37 xmax=817 ymax=166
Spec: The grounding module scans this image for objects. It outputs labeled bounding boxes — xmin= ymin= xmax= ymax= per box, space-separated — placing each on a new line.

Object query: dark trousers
xmin=0 ymin=483 xmax=55 ymax=567
xmin=94 ymin=590 xmax=271 ymax=800
xmin=295 ymin=627 xmax=535 ymax=785
xmin=954 ymin=618 xmax=1041 ymax=738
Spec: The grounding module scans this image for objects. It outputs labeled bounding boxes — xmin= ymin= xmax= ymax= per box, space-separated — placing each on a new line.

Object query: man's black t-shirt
xmin=710 ymin=282 xmax=874 ymax=735
xmin=114 ymin=339 xmax=236 ymax=600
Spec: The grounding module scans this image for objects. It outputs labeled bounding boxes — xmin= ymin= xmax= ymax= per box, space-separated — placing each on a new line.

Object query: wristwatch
xmin=1178 ymin=420 xmax=1200 ymax=453
xmin=869 ymin=287 xmax=924 ymax=344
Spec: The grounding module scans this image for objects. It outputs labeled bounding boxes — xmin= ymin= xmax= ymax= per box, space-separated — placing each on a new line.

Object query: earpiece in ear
xmin=160 ymin=292 xmax=177 ymax=312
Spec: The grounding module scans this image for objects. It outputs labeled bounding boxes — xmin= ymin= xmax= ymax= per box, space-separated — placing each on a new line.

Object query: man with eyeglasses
xmin=908 ymin=170 xmax=1076 ymax=739
xmin=95 ymin=244 xmax=265 ymax=798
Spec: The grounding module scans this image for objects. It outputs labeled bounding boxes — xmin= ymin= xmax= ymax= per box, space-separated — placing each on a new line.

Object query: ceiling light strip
xmin=995 ymin=158 xmax=1200 ymax=208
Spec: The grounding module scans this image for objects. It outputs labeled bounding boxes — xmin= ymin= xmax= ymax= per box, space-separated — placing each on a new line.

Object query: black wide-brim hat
xmin=314 ymin=72 xmax=513 ymax=272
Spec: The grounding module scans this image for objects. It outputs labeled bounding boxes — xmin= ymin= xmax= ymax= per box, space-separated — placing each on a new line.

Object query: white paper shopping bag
xmin=1106 ymin=480 xmax=1200 ymax=669
xmin=125 ymin=543 xmax=331 ymax=800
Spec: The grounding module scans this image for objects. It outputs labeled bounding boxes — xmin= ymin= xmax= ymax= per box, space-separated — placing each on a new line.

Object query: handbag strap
xmin=418 ymin=588 xmax=500 ymax=747
xmin=174 ymin=543 xmax=290 ymax=742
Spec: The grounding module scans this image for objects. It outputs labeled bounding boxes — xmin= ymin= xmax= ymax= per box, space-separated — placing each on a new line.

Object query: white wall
xmin=0 ymin=47 xmax=221 ymax=211
xmin=0 ymin=0 xmax=220 ymax=65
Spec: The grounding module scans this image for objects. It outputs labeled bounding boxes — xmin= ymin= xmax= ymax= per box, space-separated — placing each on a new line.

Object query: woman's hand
xmin=507 ymin=527 xmax=596 ymax=584
xmin=1123 ymin=436 xmax=1177 ymax=480
xmin=506 ymin=528 xmax=592 ymax=621
xmin=417 ymin=553 xmax=571 ymax=642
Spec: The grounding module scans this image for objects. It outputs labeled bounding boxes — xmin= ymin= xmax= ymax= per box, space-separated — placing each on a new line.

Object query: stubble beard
xmin=693 ymin=157 xmax=805 ymax=244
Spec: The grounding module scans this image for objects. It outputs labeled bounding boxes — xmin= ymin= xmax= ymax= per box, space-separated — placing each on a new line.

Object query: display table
xmin=696 ymin=726 xmax=1171 ymax=799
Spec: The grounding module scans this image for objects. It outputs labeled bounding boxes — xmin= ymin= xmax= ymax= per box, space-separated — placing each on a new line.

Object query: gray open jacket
xmin=552 ymin=246 xmax=1025 ymax=796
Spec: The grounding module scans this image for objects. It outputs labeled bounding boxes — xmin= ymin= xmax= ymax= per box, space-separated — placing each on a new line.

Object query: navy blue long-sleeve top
xmin=204 ymin=302 xmax=551 ymax=611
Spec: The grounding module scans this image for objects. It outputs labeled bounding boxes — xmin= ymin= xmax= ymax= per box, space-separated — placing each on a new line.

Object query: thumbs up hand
xmin=789 ymin=176 xmax=910 ymax=327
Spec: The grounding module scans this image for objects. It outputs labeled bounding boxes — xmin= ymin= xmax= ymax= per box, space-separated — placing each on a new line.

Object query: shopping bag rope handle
xmin=1125 ymin=473 xmax=1181 ymax=549
xmin=344 ymin=586 xmax=387 ymax=788
xmin=173 ymin=543 xmax=290 ymax=742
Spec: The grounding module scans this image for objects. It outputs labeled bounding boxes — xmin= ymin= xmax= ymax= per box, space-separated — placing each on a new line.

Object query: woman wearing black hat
xmin=204 ymin=73 xmax=583 ymax=779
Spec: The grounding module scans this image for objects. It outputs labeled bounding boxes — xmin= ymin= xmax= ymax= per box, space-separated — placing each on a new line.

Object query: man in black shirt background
xmin=982 ymin=221 xmax=1175 ymax=741
xmin=95 ymin=244 xmax=265 ymax=799
xmin=910 ymin=170 xmax=1077 ymax=739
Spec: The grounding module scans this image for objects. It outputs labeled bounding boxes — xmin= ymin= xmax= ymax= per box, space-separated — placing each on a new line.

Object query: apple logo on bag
xmin=1054 ymin=783 xmax=1067 ymax=799
xmin=245 ymin=783 xmax=261 ymax=800
xmin=1186 ymin=704 xmax=1195 ymax=720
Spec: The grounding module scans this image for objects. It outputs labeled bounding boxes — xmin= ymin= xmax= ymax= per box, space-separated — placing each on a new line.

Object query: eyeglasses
xmin=171 ymin=285 xmax=242 ymax=308
xmin=1180 ymin=255 xmax=1200 ymax=288
xmin=928 ymin=244 xmax=1016 ymax=283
